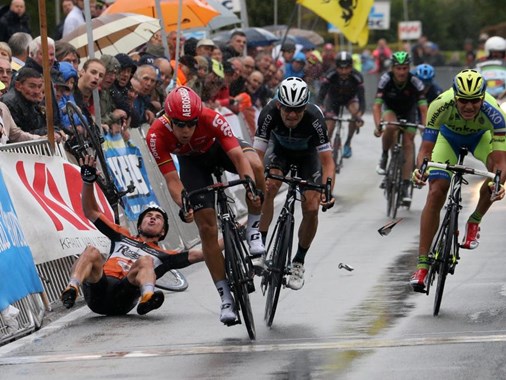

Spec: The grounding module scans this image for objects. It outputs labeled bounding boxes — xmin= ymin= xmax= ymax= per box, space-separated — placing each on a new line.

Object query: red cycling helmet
xmin=164 ymin=86 xmax=202 ymax=121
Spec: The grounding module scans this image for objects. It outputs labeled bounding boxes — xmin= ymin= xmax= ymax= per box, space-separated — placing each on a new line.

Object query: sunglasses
xmin=280 ymin=105 xmax=306 ymax=114
xmin=456 ymin=97 xmax=483 ymax=105
xmin=172 ymin=118 xmax=198 ymax=128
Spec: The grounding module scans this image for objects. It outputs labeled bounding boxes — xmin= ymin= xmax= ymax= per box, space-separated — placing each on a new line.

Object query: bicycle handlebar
xmin=181 ymin=176 xmax=258 ymax=213
xmin=420 ymin=158 xmax=502 ymax=195
xmin=266 ymin=172 xmax=333 ymax=212
xmin=379 ymin=120 xmax=425 ymax=131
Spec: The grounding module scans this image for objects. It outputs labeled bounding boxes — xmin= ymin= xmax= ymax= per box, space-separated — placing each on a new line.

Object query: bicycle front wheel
xmin=386 ymin=150 xmax=402 ymax=218
xmin=264 ymin=213 xmax=293 ymax=327
xmin=155 ymin=269 xmax=188 ymax=292
xmin=223 ymin=221 xmax=256 ymax=340
xmin=332 ymin=123 xmax=343 ymax=174
xmin=433 ymin=207 xmax=457 ymax=316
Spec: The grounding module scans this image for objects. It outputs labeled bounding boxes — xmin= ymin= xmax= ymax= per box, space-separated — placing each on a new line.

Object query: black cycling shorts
xmin=82 ymin=274 xmax=140 ymax=316
xmin=178 ymin=138 xmax=254 ymax=212
xmin=264 ymin=141 xmax=322 ymax=184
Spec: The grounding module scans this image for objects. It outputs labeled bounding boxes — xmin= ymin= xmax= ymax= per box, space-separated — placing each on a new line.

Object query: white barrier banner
xmin=0 ymin=152 xmax=113 ymax=263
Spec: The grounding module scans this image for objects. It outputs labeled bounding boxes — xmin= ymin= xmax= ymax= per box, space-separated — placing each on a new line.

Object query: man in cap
xmin=196 ymin=38 xmax=216 ymax=58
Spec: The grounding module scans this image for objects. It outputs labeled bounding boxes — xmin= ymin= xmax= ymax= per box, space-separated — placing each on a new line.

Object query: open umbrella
xmin=103 ymin=0 xmax=220 ymax=31
xmin=212 ymin=27 xmax=280 ymax=48
xmin=264 ymin=25 xmax=325 ymax=46
xmin=62 ymin=13 xmax=161 ymax=58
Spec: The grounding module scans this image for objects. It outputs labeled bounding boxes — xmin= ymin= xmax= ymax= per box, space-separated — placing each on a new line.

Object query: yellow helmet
xmin=453 ymin=69 xmax=486 ymax=99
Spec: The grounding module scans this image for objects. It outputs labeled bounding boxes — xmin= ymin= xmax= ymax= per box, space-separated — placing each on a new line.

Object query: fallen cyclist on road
xmin=60 ymin=155 xmax=205 ymax=316
xmin=410 ymin=69 xmax=506 ymax=292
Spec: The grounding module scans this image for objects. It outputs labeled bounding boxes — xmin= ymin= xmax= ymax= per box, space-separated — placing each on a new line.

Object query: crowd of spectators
xmin=0 ymin=0 xmax=503 ymax=148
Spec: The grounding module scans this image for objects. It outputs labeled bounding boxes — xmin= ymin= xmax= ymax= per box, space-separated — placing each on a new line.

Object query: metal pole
xmin=154 ymin=0 xmax=170 ymax=59
xmin=403 ymin=0 xmax=409 ymax=20
xmin=274 ymin=0 xmax=278 ymax=26
xmin=239 ymin=0 xmax=249 ymax=28
xmin=83 ymin=0 xmax=101 ymax=129
xmin=37 ymin=0 xmax=54 ymax=152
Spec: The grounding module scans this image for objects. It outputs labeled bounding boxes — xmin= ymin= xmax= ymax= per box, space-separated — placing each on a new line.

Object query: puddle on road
xmin=320 ymin=247 xmax=419 ymax=377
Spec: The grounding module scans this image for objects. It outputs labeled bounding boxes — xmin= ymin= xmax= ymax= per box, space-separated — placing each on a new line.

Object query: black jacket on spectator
xmin=23 ymin=57 xmax=62 ymax=127
xmin=0 ymin=88 xmax=48 ymax=136
xmin=0 ymin=8 xmax=31 ymax=42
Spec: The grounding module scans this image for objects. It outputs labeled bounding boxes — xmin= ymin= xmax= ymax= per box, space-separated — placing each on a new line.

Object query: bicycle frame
xmin=181 ymin=169 xmax=256 ymax=339
xmin=326 ymin=107 xmax=354 ymax=174
xmin=380 ymin=120 xmax=420 ymax=218
xmin=422 ymin=147 xmax=500 ymax=316
xmin=262 ymin=165 xmax=331 ymax=327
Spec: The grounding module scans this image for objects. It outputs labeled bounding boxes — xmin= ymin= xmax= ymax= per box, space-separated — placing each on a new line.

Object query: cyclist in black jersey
xmin=254 ymin=77 xmax=335 ymax=290
xmin=413 ymin=64 xmax=443 ymax=104
xmin=373 ymin=51 xmax=428 ymax=203
xmin=60 ymin=155 xmax=205 ymax=316
xmin=318 ymin=51 xmax=365 ymax=158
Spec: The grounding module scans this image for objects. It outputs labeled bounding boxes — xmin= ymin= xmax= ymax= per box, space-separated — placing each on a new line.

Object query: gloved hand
xmin=81 ymin=164 xmax=97 ymax=184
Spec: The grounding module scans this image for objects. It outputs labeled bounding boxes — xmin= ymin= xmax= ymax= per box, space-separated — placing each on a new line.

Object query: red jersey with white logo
xmin=146 ymin=107 xmax=238 ymax=175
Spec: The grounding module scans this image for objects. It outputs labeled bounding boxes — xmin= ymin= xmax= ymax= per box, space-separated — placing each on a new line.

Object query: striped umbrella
xmin=62 ymin=13 xmax=162 ymax=59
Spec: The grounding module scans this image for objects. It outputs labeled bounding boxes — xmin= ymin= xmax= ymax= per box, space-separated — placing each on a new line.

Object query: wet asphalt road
xmin=2 ymin=113 xmax=506 ymax=379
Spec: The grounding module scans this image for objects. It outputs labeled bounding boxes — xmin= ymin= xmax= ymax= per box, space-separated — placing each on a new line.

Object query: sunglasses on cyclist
xmin=455 ymin=97 xmax=483 ymax=105
xmin=280 ymin=105 xmax=306 ymax=114
xmin=172 ymin=118 xmax=198 ymax=128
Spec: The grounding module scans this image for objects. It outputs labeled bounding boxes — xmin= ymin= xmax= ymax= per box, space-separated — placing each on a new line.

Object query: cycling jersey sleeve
xmin=254 ymin=101 xmax=276 ymax=152
xmin=146 ymin=118 xmax=177 ymax=175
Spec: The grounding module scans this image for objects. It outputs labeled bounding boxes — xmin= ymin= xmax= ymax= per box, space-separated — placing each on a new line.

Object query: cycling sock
xmin=417 ymin=255 xmax=430 ymax=270
xmin=246 ymin=214 xmax=261 ymax=240
xmin=140 ymin=283 xmax=155 ymax=296
xmin=468 ymin=211 xmax=483 ymax=224
xmin=293 ymin=244 xmax=309 ymax=264
xmin=260 ymin=231 xmax=268 ymax=245
xmin=69 ymin=277 xmax=81 ymax=288
xmin=215 ymin=280 xmax=233 ymax=304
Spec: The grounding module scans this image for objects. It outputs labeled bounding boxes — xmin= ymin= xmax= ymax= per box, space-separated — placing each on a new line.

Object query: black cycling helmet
xmin=335 ymin=51 xmax=353 ymax=67
xmin=391 ymin=51 xmax=411 ymax=66
xmin=137 ymin=204 xmax=169 ymax=240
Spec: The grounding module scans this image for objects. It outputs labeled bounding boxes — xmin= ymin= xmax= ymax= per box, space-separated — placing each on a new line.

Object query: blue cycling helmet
xmin=415 ymin=64 xmax=435 ymax=81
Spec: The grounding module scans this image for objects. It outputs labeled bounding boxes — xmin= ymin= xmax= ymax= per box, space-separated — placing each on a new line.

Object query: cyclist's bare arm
xmin=80 ymin=155 xmax=101 ymax=222
xmin=319 ymin=150 xmax=336 ymax=206
xmin=227 ymin=146 xmax=256 ymax=182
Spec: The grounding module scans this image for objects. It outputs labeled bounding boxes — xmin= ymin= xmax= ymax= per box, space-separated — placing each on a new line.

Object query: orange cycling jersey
xmin=146 ymin=106 xmax=239 ymax=175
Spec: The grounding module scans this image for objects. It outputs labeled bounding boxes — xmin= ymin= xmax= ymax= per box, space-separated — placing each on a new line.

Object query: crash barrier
xmin=0 ymin=107 xmax=253 ymax=346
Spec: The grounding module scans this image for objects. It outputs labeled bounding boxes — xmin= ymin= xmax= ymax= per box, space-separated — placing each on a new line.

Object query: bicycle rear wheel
xmin=223 ymin=221 xmax=256 ymax=339
xmin=155 ymin=269 xmax=188 ymax=292
xmin=433 ymin=207 xmax=457 ymax=316
xmin=264 ymin=213 xmax=293 ymax=327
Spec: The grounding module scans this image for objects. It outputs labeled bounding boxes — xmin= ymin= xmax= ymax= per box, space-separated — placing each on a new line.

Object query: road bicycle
xmin=181 ymin=168 xmax=257 ymax=340
xmin=326 ymin=108 xmax=355 ymax=174
xmin=64 ymin=102 xmax=135 ymax=223
xmin=261 ymin=165 xmax=332 ymax=327
xmin=422 ymin=147 xmax=501 ymax=316
xmin=379 ymin=120 xmax=423 ymax=219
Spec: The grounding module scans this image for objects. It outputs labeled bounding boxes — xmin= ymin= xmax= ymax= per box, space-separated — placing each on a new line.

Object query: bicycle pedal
xmin=247 ymin=281 xmax=255 ymax=294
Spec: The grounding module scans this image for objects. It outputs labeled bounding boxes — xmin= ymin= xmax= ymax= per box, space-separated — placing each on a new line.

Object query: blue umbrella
xmin=286 ymin=35 xmax=315 ymax=50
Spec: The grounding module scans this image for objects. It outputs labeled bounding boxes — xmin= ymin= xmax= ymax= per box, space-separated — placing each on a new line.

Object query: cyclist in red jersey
xmin=60 ymin=155 xmax=205 ymax=316
xmin=146 ymin=86 xmax=265 ymax=325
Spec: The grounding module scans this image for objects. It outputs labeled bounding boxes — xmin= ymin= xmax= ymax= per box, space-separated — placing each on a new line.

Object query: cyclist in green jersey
xmin=410 ymin=69 xmax=506 ymax=292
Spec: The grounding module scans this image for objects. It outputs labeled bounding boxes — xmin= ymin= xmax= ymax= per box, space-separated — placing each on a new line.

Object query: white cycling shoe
xmin=220 ymin=302 xmax=237 ymax=324
xmin=286 ymin=262 xmax=305 ymax=290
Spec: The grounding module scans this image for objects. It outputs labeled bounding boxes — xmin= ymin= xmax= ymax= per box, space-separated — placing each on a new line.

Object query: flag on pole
xmin=297 ymin=0 xmax=373 ymax=46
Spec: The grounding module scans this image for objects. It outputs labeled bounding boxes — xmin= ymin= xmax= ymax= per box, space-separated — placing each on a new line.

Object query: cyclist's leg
xmin=61 ymin=245 xmax=104 ymax=308
xmin=179 ymin=152 xmax=236 ymax=322
xmin=258 ymin=145 xmax=287 ymax=243
xmin=345 ymin=99 xmax=361 ymax=147
xmin=376 ymin=109 xmax=397 ymax=174
xmin=462 ymin=131 xmax=504 ymax=248
xmin=126 ymin=256 xmax=165 ymax=315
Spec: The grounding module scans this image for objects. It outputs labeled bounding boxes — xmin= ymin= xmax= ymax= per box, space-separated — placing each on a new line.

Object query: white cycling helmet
xmin=484 ymin=36 xmax=506 ymax=55
xmin=277 ymin=77 xmax=310 ymax=107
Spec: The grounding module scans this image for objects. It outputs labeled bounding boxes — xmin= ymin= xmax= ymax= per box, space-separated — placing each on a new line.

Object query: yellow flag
xmin=297 ymin=0 xmax=373 ymax=47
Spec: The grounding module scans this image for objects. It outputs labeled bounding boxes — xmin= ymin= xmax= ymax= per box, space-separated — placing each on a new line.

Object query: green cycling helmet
xmin=391 ymin=51 xmax=411 ymax=66
xmin=453 ymin=69 xmax=486 ymax=99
